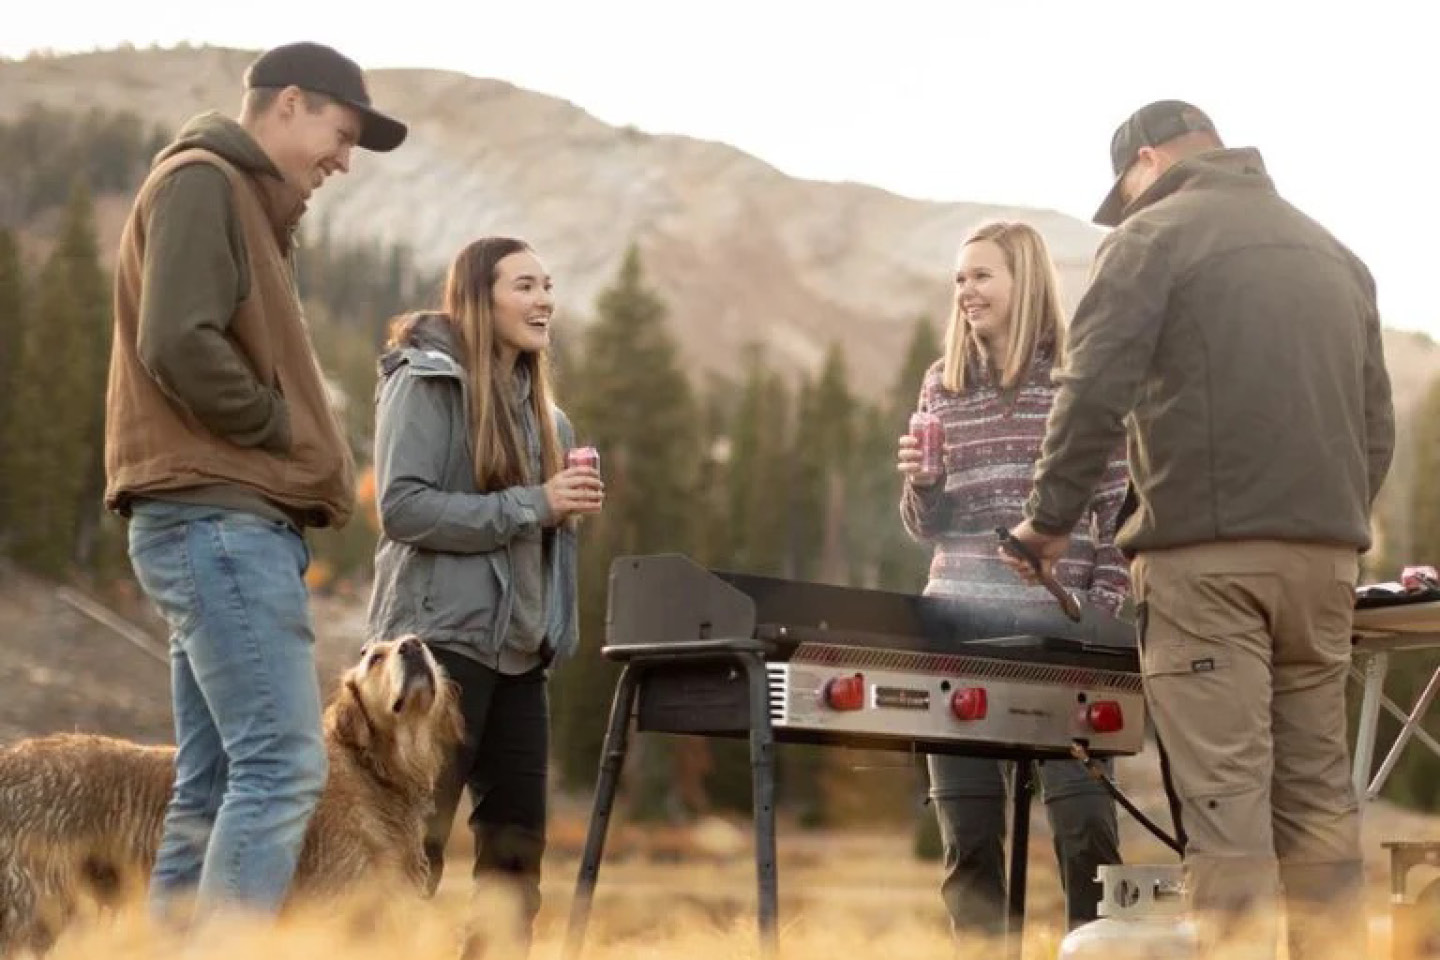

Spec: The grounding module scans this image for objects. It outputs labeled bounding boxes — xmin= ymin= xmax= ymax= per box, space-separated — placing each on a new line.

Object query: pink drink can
xmin=909 ymin=412 xmax=943 ymax=476
xmin=566 ymin=446 xmax=600 ymax=477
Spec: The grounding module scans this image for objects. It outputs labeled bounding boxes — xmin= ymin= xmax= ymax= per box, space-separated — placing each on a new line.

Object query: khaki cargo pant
xmin=1132 ymin=540 xmax=1366 ymax=960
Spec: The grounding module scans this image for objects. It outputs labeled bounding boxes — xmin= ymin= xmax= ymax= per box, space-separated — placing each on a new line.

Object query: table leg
xmin=1352 ymin=651 xmax=1388 ymax=798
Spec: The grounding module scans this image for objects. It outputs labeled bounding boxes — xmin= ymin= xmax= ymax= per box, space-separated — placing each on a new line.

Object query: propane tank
xmin=1058 ymin=864 xmax=1199 ymax=960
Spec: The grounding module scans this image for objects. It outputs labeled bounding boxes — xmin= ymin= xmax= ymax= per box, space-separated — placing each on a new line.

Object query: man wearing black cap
xmin=103 ymin=42 xmax=406 ymax=924
xmin=999 ymin=101 xmax=1394 ymax=959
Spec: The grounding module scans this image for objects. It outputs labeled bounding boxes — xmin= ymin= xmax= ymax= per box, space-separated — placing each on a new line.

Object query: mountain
xmin=2 ymin=44 xmax=1436 ymax=410
xmin=0 ymin=44 xmax=1102 ymax=394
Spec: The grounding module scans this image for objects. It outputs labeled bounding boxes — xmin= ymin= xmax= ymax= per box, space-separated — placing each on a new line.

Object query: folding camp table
xmin=1350 ymin=593 xmax=1440 ymax=800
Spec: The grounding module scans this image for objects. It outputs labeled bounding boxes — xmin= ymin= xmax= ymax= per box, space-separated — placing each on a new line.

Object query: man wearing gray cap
xmin=104 ymin=42 xmax=406 ymax=924
xmin=999 ymin=101 xmax=1394 ymax=959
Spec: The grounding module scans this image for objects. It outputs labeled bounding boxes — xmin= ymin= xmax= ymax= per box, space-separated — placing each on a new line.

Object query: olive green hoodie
xmin=104 ymin=111 xmax=355 ymax=528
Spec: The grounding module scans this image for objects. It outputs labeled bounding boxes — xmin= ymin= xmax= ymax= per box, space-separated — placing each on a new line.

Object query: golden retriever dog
xmin=0 ymin=636 xmax=460 ymax=955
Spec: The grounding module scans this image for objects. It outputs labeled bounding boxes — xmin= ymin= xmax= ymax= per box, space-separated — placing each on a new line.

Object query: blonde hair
xmin=941 ymin=220 xmax=1067 ymax=393
xmin=387 ymin=237 xmax=562 ymax=491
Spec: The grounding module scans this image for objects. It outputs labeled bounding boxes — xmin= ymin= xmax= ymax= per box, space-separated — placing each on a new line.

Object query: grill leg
xmin=743 ymin=653 xmax=780 ymax=960
xmin=1005 ymin=760 xmax=1035 ymax=960
xmin=562 ymin=665 xmax=640 ymax=960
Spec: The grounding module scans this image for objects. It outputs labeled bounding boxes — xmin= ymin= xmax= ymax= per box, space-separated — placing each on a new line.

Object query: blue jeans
xmin=127 ymin=501 xmax=327 ymax=921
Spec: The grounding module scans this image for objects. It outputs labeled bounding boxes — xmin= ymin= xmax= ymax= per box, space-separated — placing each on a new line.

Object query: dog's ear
xmin=435 ymin=679 xmax=466 ymax=748
xmin=332 ymin=678 xmax=374 ymax=751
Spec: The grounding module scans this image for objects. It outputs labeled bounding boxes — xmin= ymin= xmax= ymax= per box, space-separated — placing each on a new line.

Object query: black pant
xmin=424 ymin=648 xmax=549 ymax=940
xmin=928 ymin=757 xmax=1120 ymax=935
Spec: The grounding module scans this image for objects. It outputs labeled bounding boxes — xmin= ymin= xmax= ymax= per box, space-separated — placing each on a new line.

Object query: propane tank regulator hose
xmin=1070 ymin=741 xmax=1184 ymax=856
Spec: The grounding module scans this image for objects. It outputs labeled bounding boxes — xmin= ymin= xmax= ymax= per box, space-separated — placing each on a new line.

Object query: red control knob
xmin=951 ymin=687 xmax=988 ymax=722
xmin=823 ymin=674 xmax=865 ymax=711
xmin=1086 ymin=701 xmax=1124 ymax=733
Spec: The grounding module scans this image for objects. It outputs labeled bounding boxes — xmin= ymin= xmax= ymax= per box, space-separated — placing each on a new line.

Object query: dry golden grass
xmin=27 ymin=818 xmax=1428 ymax=960
xmin=29 ymin=881 xmax=1409 ymax=960
xmin=39 ymin=888 xmax=1041 ymax=960
xmin=22 ymin=748 xmax=1440 ymax=960
xmin=11 ymin=737 xmax=1439 ymax=959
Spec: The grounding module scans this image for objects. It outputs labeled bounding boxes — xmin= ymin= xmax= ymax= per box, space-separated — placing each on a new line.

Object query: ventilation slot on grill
xmin=766 ymin=665 xmax=790 ymax=723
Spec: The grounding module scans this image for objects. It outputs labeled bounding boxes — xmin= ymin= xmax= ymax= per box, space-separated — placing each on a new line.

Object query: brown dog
xmin=0 ymin=636 xmax=460 ymax=955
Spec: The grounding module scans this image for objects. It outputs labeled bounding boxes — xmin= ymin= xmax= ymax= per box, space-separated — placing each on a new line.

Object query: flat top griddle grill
xmin=566 ymin=554 xmax=1144 ymax=960
xmin=607 ymin=553 xmax=1138 ymax=665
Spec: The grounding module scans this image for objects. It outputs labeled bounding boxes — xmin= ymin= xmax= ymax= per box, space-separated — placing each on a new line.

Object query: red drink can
xmin=566 ymin=446 xmax=600 ymax=477
xmin=908 ymin=412 xmax=943 ymax=477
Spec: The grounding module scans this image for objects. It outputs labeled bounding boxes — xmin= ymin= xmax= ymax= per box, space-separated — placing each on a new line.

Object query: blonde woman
xmin=366 ymin=237 xmax=601 ymax=950
xmin=897 ymin=221 xmax=1130 ymax=937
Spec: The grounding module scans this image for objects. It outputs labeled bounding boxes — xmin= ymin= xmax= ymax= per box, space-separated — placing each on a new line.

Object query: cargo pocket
xmin=1139 ymin=607 xmax=1266 ymax=825
xmin=1140 ymin=634 xmax=1230 ymax=680
xmin=1134 ymin=573 xmax=1239 ymax=681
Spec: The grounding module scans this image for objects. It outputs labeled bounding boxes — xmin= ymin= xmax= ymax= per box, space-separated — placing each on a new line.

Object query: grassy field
xmin=35 ymin=799 xmax=1440 ymax=960
xmin=9 ymin=583 xmax=1440 ymax=959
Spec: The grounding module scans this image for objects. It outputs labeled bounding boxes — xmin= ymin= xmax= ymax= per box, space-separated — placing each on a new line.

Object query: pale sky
xmin=4 ymin=1 xmax=1436 ymax=334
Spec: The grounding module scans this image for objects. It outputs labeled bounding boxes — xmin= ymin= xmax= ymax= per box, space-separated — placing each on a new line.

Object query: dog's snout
xmin=398 ymin=638 xmax=429 ymax=673
xmin=392 ymin=637 xmax=436 ymax=714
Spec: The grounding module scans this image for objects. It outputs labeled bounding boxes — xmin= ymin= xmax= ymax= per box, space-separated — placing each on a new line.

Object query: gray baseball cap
xmin=1094 ymin=100 xmax=1217 ymax=227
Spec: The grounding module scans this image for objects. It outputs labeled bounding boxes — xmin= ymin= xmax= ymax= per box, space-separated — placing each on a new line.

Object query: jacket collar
xmin=1122 ymin=146 xmax=1274 ymax=222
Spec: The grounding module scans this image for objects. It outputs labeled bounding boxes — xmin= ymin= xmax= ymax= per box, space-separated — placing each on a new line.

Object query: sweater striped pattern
xmin=900 ymin=349 xmax=1130 ymax=614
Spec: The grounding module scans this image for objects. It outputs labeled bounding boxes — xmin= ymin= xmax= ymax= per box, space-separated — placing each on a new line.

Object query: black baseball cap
xmin=1093 ymin=100 xmax=1218 ymax=227
xmin=245 ymin=42 xmax=407 ymax=152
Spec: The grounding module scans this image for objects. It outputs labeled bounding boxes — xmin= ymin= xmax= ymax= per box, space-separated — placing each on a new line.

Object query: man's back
xmin=1016 ymin=102 xmax=1387 ymax=960
xmin=1086 ymin=148 xmax=1393 ymax=553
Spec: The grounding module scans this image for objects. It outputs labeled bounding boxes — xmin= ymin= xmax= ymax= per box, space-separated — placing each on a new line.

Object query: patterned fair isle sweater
xmin=900 ymin=346 xmax=1130 ymax=615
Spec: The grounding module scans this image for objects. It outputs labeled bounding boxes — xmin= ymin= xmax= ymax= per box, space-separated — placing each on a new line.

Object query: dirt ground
xmin=0 ymin=561 xmax=369 ymax=745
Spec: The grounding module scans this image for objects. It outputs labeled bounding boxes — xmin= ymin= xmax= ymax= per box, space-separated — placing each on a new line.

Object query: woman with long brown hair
xmin=366 ymin=236 xmax=601 ymax=948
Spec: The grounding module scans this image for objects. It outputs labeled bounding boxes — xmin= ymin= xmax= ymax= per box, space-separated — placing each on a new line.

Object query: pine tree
xmin=570 ymin=246 xmax=698 ymax=556
xmin=1408 ymin=378 xmax=1440 ymax=567
xmin=724 ymin=344 xmax=792 ymax=576
xmin=788 ymin=343 xmax=854 ymax=584
xmin=0 ymin=230 xmax=24 ymax=545
xmin=4 ymin=182 xmax=111 ymax=577
xmin=888 ymin=315 xmax=943 ymax=424
xmin=872 ymin=315 xmax=943 ymax=591
xmin=552 ymin=246 xmax=700 ymax=810
xmin=850 ymin=403 xmax=908 ymax=588
xmin=52 ymin=182 xmax=115 ymax=574
xmin=689 ymin=372 xmax=736 ymax=569
xmin=772 ymin=343 xmax=858 ymax=825
xmin=689 ymin=357 xmax=796 ymax=814
xmin=298 ymin=300 xmax=389 ymax=588
xmin=782 ymin=338 xmax=935 ymax=827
